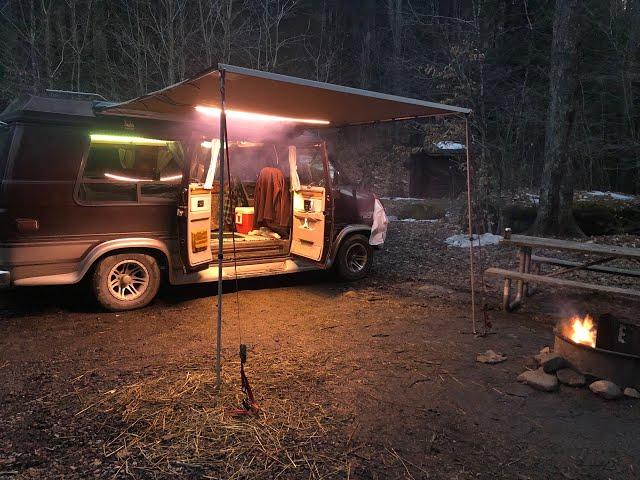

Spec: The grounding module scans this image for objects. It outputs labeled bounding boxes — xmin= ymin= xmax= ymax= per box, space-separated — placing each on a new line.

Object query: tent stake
xmin=465 ymin=115 xmax=477 ymax=335
xmin=216 ymin=69 xmax=227 ymax=392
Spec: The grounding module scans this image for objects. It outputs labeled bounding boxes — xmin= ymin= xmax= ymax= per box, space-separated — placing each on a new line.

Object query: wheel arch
xmin=81 ymin=238 xmax=172 ymax=281
xmin=11 ymin=238 xmax=174 ymax=287
xmin=326 ymin=225 xmax=371 ymax=268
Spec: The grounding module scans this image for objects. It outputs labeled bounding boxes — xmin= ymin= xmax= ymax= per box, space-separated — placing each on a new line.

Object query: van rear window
xmin=78 ymin=134 xmax=185 ymax=203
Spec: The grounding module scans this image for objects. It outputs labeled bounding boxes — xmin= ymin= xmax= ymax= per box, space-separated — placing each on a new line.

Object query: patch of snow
xmin=388 ymin=215 xmax=439 ymax=223
xmin=397 ymin=218 xmax=439 ymax=223
xmin=583 ymin=190 xmax=634 ymax=201
xmin=380 ymin=196 xmax=428 ymax=202
xmin=526 ymin=193 xmax=540 ymax=204
xmin=445 ymin=233 xmax=503 ymax=248
xmin=435 ymin=141 xmax=465 ymax=150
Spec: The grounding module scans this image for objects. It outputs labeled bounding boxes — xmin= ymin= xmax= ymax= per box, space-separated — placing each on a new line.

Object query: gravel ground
xmin=1 ymin=220 xmax=639 ymax=479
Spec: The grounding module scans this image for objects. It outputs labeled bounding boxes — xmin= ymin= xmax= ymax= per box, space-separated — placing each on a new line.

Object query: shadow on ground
xmin=0 ymin=270 xmax=350 ymax=317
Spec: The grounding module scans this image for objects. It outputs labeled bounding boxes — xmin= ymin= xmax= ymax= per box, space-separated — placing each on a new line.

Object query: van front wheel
xmin=92 ymin=253 xmax=161 ymax=311
xmin=335 ymin=234 xmax=373 ymax=281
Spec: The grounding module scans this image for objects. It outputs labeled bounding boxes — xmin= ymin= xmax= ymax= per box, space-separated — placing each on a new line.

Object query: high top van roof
xmin=0 ymin=94 xmax=115 ymax=123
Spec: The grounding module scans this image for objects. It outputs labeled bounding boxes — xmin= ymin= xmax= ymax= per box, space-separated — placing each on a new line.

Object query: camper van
xmin=0 ymin=94 xmax=386 ymax=311
xmin=0 ymin=64 xmax=471 ymax=311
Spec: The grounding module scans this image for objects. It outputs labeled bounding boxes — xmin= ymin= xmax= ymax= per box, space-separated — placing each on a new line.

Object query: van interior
xmin=81 ymin=133 xmax=328 ymax=265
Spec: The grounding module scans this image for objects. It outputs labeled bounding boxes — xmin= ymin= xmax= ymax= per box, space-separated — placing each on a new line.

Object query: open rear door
xmin=178 ymin=185 xmax=213 ymax=271
xmin=291 ymin=187 xmax=326 ymax=261
xmin=177 ymin=139 xmax=219 ymax=272
xmin=289 ymin=145 xmax=328 ymax=262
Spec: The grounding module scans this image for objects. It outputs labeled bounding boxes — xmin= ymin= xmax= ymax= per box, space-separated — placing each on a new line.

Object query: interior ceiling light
xmin=195 ymin=105 xmax=330 ymax=125
xmin=159 ymin=174 xmax=183 ymax=182
xmin=90 ymin=134 xmax=169 ymax=146
xmin=104 ymin=172 xmax=183 ymax=182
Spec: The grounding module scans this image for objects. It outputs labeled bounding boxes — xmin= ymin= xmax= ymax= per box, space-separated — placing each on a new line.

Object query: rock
xmin=517 ymin=368 xmax=559 ymax=392
xmin=504 ymin=383 xmax=530 ymax=398
xmin=476 ymin=350 xmax=507 ymax=364
xmin=534 ymin=351 xmax=568 ymax=373
xmin=556 ymin=368 xmax=586 ymax=387
xmin=623 ymin=387 xmax=640 ymax=399
xmin=589 ymin=380 xmax=622 ymax=400
xmin=342 ymin=290 xmax=357 ymax=298
xmin=539 ymin=346 xmax=550 ymax=354
xmin=524 ymin=356 xmax=539 ymax=370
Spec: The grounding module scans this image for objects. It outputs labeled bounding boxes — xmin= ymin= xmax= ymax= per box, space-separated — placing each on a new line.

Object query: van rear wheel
xmin=92 ymin=253 xmax=160 ymax=311
xmin=335 ymin=234 xmax=373 ymax=281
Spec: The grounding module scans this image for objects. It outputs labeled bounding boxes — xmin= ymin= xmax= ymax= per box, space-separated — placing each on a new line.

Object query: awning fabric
xmin=98 ymin=64 xmax=470 ymax=126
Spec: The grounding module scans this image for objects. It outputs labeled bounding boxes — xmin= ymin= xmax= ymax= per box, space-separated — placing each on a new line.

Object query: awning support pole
xmin=216 ymin=69 xmax=227 ymax=392
xmin=465 ymin=114 xmax=477 ymax=335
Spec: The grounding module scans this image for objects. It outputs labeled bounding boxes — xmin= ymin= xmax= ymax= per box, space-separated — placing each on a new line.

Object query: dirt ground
xmin=1 ymin=221 xmax=640 ymax=479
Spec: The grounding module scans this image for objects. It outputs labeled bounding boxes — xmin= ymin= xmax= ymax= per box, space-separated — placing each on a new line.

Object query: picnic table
xmin=485 ymin=231 xmax=640 ymax=311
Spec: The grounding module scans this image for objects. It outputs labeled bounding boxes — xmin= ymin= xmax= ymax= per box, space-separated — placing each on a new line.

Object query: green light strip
xmin=89 ymin=134 xmax=169 ymax=146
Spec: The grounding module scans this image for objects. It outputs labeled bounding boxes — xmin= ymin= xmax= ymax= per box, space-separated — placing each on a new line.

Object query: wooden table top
xmin=501 ymin=234 xmax=640 ymax=260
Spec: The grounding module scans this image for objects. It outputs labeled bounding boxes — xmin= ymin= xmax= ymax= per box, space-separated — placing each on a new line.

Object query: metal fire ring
xmin=554 ymin=330 xmax=640 ymax=388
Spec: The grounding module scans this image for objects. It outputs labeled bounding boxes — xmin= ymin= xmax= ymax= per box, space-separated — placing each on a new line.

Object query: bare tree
xmin=387 ymin=0 xmax=403 ymax=93
xmin=251 ymin=0 xmax=301 ymax=72
xmin=303 ymin=0 xmax=342 ymax=82
xmin=66 ymin=0 xmax=94 ymax=91
xmin=622 ymin=0 xmax=640 ymax=190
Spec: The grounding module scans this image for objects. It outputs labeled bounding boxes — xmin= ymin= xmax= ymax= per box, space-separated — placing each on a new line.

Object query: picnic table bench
xmin=485 ymin=232 xmax=640 ymax=311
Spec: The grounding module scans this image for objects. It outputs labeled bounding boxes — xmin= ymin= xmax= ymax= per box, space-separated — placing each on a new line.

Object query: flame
xmin=563 ymin=314 xmax=597 ymax=348
xmin=195 ymin=105 xmax=330 ymax=125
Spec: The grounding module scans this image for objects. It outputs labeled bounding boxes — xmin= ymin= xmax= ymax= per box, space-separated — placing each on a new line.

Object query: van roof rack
xmin=44 ymin=89 xmax=107 ymax=101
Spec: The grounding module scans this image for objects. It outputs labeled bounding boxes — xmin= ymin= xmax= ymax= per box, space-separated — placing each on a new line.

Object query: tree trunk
xmin=623 ymin=0 xmax=640 ymax=192
xmin=29 ymin=0 xmax=39 ymax=90
xmin=532 ymin=0 xmax=582 ymax=236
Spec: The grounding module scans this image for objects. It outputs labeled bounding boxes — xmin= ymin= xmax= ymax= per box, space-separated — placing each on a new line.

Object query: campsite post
xmin=216 ymin=68 xmax=226 ymax=392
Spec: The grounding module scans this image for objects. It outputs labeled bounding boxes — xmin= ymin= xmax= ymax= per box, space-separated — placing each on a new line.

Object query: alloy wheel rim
xmin=108 ymin=260 xmax=150 ymax=301
xmin=345 ymin=243 xmax=368 ymax=273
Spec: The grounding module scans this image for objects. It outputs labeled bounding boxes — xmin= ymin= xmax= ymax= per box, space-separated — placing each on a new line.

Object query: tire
xmin=91 ymin=253 xmax=161 ymax=311
xmin=335 ymin=234 xmax=374 ymax=281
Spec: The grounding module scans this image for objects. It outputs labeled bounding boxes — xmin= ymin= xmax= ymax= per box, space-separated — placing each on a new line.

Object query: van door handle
xmin=16 ymin=218 xmax=39 ymax=233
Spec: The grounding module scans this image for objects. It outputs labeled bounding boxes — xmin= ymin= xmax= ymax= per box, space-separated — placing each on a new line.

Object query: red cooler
xmin=234 ymin=207 xmax=255 ymax=234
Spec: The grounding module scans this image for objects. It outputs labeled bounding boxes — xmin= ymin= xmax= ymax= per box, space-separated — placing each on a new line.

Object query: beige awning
xmin=98 ymin=64 xmax=470 ymax=127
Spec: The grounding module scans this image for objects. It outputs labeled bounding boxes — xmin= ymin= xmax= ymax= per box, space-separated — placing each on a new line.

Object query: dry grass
xmin=81 ymin=351 xmax=351 ymax=479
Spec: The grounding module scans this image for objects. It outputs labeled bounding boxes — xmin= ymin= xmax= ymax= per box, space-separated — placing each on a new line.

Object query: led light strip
xmin=90 ymin=134 xmax=169 ymax=146
xmin=195 ymin=105 xmax=330 ymax=125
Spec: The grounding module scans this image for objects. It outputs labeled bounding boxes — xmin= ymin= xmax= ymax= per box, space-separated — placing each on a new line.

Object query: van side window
xmin=78 ymin=135 xmax=184 ymax=203
xmin=12 ymin=125 xmax=87 ymax=181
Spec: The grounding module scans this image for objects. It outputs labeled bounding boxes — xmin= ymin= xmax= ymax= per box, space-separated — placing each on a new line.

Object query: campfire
xmin=561 ymin=314 xmax=597 ymax=348
xmin=553 ymin=313 xmax=640 ymax=391
xmin=514 ymin=313 xmax=640 ymax=399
